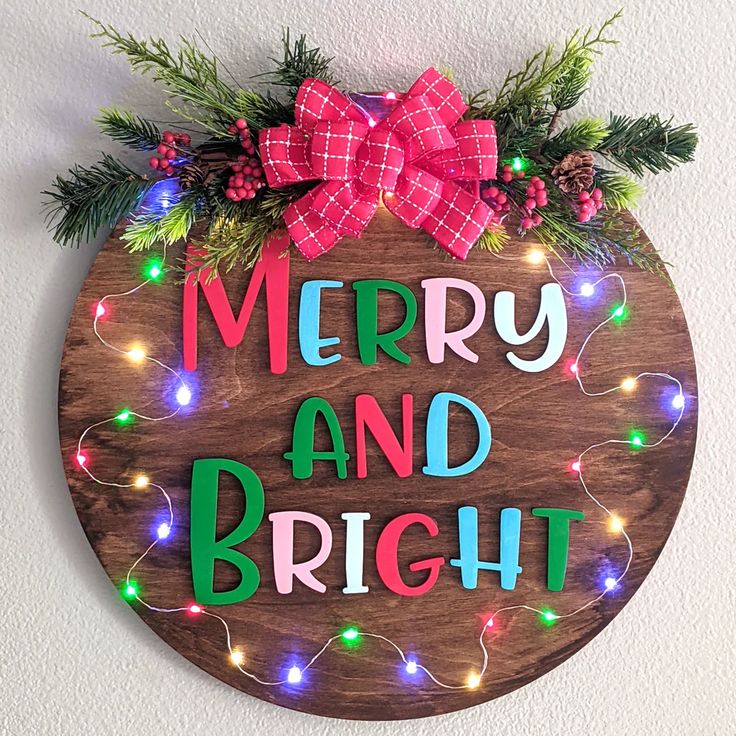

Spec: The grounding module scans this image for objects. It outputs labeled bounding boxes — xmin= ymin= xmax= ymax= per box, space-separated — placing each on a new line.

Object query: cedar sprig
xmin=595 ymin=114 xmax=698 ymax=176
xmin=43 ymin=154 xmax=152 ymax=246
xmin=96 ymin=107 xmax=162 ymax=150
xmin=85 ymin=14 xmax=291 ymax=135
xmin=262 ymin=29 xmax=338 ymax=99
xmin=469 ymin=9 xmax=621 ymax=151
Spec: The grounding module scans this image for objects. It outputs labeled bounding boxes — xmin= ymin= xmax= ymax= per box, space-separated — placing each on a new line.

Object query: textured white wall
xmin=1 ymin=0 xmax=734 ymax=733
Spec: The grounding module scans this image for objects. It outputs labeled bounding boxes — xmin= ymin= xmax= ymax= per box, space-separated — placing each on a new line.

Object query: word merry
xmin=189 ymin=458 xmax=585 ymax=606
xmin=183 ymin=240 xmax=568 ymax=374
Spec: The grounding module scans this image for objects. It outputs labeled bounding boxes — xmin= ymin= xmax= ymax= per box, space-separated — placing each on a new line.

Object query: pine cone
xmin=179 ymin=149 xmax=239 ymax=189
xmin=178 ymin=162 xmax=205 ymax=190
xmin=551 ymin=151 xmax=595 ymax=194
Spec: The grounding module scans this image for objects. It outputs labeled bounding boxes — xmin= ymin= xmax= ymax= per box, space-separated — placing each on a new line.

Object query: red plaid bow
xmin=259 ymin=68 xmax=497 ymax=260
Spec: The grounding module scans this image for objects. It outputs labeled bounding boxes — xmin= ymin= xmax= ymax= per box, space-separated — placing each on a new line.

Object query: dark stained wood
xmin=58 ymin=209 xmax=697 ymax=720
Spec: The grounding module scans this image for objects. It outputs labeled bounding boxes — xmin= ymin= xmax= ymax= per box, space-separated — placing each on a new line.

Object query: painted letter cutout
xmin=298 ymin=280 xmax=343 ymax=366
xmin=190 ymin=458 xmax=264 ymax=605
xmin=376 ymin=513 xmax=446 ymax=596
xmin=494 ymin=282 xmax=567 ymax=372
xmin=284 ymin=397 xmax=350 ymax=479
xmin=532 ymin=507 xmax=585 ymax=591
xmin=355 ymin=393 xmax=413 ymax=478
xmin=183 ymin=236 xmax=290 ymax=373
xmin=423 ymin=392 xmax=492 ymax=477
xmin=422 ymin=278 xmax=486 ymax=364
xmin=269 ymin=511 xmax=333 ymax=594
xmin=450 ymin=506 xmax=522 ymax=590
xmin=342 ymin=512 xmax=371 ymax=594
xmin=353 ymin=279 xmax=417 ymax=365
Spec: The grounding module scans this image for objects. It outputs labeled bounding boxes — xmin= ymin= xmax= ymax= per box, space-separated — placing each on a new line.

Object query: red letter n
xmin=183 ymin=236 xmax=290 ymax=373
xmin=355 ymin=393 xmax=413 ymax=478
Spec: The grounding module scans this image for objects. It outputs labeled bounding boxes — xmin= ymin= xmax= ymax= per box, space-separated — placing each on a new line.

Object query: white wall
xmin=1 ymin=0 xmax=734 ymax=733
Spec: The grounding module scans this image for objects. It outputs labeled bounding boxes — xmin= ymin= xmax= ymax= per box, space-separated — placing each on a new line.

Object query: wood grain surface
xmin=58 ymin=209 xmax=697 ymax=720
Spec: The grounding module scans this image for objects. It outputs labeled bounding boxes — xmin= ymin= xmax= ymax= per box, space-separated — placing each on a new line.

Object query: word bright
xmin=189 ymin=458 xmax=584 ymax=606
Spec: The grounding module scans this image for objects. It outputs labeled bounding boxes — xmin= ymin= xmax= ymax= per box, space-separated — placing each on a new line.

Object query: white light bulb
xmin=176 ymin=385 xmax=192 ymax=406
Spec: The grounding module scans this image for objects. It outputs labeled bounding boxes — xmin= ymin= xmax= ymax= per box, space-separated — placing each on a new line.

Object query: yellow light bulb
xmin=127 ymin=346 xmax=146 ymax=363
xmin=230 ymin=650 xmax=244 ymax=667
xmin=527 ymin=249 xmax=545 ymax=265
xmin=467 ymin=672 xmax=481 ymax=689
xmin=134 ymin=475 xmax=149 ymax=489
xmin=620 ymin=377 xmax=637 ymax=392
xmin=609 ymin=515 xmax=624 ymax=533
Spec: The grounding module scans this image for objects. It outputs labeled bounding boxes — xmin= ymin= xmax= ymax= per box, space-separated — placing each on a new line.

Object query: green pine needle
xmin=43 ymin=154 xmax=152 ymax=246
xmin=96 ymin=107 xmax=162 ymax=150
xmin=122 ymin=192 xmax=200 ymax=251
xmin=543 ymin=117 xmax=609 ymax=160
xmin=596 ymin=114 xmax=698 ymax=176
xmin=596 ymin=170 xmax=645 ymax=210
xmin=262 ymin=29 xmax=337 ymax=99
xmin=475 ymin=227 xmax=510 ymax=253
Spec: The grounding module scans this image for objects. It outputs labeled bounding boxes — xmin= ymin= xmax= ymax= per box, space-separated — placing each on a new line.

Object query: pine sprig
xmin=96 ymin=107 xmax=162 ymax=150
xmin=596 ymin=169 xmax=645 ymax=210
xmin=84 ymin=14 xmax=291 ymax=135
xmin=122 ymin=190 xmax=201 ymax=251
xmin=542 ymin=117 xmax=609 ymax=160
xmin=595 ymin=114 xmax=698 ymax=176
xmin=468 ymin=9 xmax=621 ymax=151
xmin=43 ymin=154 xmax=152 ymax=246
xmin=262 ymin=29 xmax=338 ymax=99
xmin=475 ymin=227 xmax=510 ymax=253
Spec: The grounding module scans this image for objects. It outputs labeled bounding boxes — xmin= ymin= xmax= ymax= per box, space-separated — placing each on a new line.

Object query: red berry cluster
xmin=576 ymin=188 xmax=604 ymax=222
xmin=480 ymin=185 xmax=511 ymax=225
xmin=148 ymin=130 xmax=191 ymax=175
xmin=500 ymin=163 xmax=526 ymax=183
xmin=520 ymin=176 xmax=548 ymax=230
xmin=227 ymin=118 xmax=256 ymax=154
xmin=225 ymin=155 xmax=265 ymax=202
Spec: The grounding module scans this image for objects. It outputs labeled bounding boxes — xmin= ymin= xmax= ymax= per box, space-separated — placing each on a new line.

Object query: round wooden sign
xmin=59 ymin=209 xmax=696 ymax=720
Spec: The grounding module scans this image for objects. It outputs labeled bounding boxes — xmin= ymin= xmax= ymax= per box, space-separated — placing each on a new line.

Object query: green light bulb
xmin=146 ymin=261 xmax=163 ymax=281
xmin=540 ymin=609 xmax=558 ymax=626
xmin=612 ymin=305 xmax=626 ymax=320
xmin=122 ymin=581 xmax=138 ymax=599
xmin=341 ymin=627 xmax=360 ymax=642
xmin=511 ymin=156 xmax=525 ymax=171
xmin=630 ymin=431 xmax=645 ymax=448
xmin=115 ymin=409 xmax=132 ymax=424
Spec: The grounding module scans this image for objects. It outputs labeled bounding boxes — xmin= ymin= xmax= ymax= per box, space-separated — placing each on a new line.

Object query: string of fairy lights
xmin=73 ymin=210 xmax=686 ymax=692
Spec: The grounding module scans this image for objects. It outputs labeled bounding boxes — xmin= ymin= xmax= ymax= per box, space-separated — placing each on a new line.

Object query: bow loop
xmin=354 ymin=127 xmax=405 ymax=191
xmin=383 ymin=165 xmax=444 ymax=228
xmin=259 ymin=125 xmax=314 ymax=188
xmin=295 ymin=78 xmax=366 ymax=134
xmin=312 ymin=180 xmax=379 ymax=238
xmin=424 ymin=120 xmax=498 ymax=180
xmin=420 ymin=180 xmax=493 ymax=260
xmin=385 ymin=95 xmax=455 ymax=163
xmin=405 ymin=67 xmax=468 ymax=127
xmin=310 ymin=120 xmax=369 ymax=181
xmin=284 ymin=188 xmax=340 ymax=260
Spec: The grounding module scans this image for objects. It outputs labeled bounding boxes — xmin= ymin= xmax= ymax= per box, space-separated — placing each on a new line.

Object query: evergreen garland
xmin=44 ymin=11 xmax=698 ymax=279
